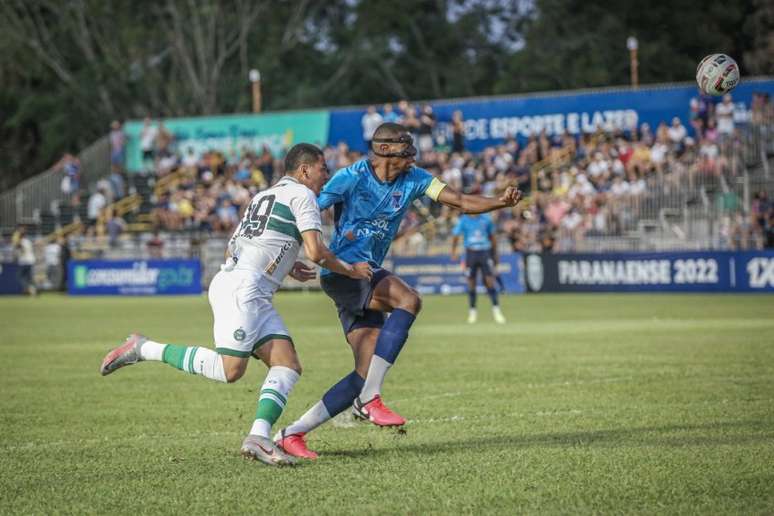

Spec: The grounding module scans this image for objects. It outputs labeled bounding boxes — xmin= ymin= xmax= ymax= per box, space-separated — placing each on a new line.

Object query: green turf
xmin=1 ymin=293 xmax=773 ymax=515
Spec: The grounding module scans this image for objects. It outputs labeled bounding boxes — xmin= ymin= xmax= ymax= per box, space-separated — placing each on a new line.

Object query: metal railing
xmin=0 ymin=136 xmax=110 ymax=230
xmin=397 ymin=119 xmax=774 ymax=255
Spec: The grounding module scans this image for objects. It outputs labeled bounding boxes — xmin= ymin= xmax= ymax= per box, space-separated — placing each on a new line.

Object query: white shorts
xmin=208 ymin=269 xmax=291 ymax=358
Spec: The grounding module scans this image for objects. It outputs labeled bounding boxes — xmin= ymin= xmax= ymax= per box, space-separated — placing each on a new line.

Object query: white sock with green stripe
xmin=250 ymin=366 xmax=300 ymax=438
xmin=155 ymin=344 xmax=227 ymax=383
xmin=138 ymin=340 xmax=166 ymax=361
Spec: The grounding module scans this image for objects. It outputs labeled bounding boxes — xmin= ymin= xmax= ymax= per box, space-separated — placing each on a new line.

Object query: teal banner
xmin=124 ymin=110 xmax=330 ymax=172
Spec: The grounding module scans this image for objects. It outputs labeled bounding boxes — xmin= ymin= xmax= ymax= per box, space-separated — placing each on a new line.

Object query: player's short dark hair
xmin=372 ymin=122 xmax=407 ymax=140
xmin=284 ymin=143 xmax=323 ymax=173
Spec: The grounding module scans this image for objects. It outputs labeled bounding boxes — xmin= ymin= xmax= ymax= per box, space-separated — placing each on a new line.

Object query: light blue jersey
xmin=318 ymin=159 xmax=444 ymax=273
xmin=452 ymin=214 xmax=495 ymax=251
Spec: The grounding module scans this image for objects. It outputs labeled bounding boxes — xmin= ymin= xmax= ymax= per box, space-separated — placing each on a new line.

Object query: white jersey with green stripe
xmin=225 ymin=176 xmax=321 ymax=293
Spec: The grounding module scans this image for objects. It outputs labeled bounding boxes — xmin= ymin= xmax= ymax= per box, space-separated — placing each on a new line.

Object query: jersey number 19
xmin=241 ymin=194 xmax=275 ymax=239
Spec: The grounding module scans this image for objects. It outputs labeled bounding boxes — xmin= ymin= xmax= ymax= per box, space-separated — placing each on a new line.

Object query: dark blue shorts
xmin=465 ymin=249 xmax=494 ymax=279
xmin=320 ymin=268 xmax=392 ymax=334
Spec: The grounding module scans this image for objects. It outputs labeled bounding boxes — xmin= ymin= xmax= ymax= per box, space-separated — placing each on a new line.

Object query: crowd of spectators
xmin=368 ymin=94 xmax=774 ymax=252
xmin=65 ymin=93 xmax=774 ymax=253
xmin=4 ymin=91 xmax=772 ymax=295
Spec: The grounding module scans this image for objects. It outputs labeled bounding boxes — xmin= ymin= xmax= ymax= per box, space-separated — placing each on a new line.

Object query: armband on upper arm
xmin=424 ymin=177 xmax=447 ymax=201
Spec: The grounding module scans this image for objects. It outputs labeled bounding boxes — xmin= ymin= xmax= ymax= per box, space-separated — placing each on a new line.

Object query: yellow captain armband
xmin=424 ymin=177 xmax=447 ymax=201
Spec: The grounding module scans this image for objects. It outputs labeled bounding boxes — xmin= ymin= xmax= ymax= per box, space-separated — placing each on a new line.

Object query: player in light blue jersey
xmin=450 ymin=213 xmax=506 ymax=324
xmin=275 ymin=123 xmax=522 ymax=459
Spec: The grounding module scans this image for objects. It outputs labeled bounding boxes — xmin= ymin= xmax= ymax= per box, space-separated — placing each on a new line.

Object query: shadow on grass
xmin=324 ymin=420 xmax=774 ymax=459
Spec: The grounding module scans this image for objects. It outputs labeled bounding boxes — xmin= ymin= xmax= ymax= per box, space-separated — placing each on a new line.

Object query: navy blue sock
xmin=321 ymin=371 xmax=365 ymax=417
xmin=468 ymin=290 xmax=477 ymax=308
xmin=374 ymin=308 xmax=416 ymax=364
xmin=487 ymin=287 xmax=499 ymax=306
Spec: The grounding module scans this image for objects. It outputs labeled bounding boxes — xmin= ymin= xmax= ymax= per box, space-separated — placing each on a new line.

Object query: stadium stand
xmin=1 ymin=92 xmax=773 ymax=291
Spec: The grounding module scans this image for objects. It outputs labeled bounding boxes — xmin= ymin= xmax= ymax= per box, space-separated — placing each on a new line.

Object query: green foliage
xmin=0 ymin=0 xmax=763 ymax=191
xmin=1 ymin=293 xmax=774 ymax=513
xmin=499 ymin=0 xmax=752 ymax=93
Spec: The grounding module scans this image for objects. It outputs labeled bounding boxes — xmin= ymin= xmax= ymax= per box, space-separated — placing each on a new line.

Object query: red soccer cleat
xmin=353 ymin=395 xmax=406 ymax=427
xmin=274 ymin=430 xmax=318 ymax=460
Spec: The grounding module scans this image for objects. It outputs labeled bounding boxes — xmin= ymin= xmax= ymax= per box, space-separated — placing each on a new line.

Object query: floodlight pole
xmin=627 ymin=36 xmax=639 ymax=89
xmin=249 ymin=69 xmax=262 ymax=113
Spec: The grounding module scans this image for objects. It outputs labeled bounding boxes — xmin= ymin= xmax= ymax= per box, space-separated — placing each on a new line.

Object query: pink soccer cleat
xmin=100 ymin=333 xmax=147 ymax=376
xmin=352 ymin=395 xmax=406 ymax=427
xmin=274 ymin=430 xmax=318 ymax=460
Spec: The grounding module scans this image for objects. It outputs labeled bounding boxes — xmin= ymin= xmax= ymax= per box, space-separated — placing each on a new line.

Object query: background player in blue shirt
xmin=275 ymin=123 xmax=522 ymax=459
xmin=451 ymin=213 xmax=506 ymax=324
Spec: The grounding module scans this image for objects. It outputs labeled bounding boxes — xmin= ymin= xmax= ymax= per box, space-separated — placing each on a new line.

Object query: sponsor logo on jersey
xmin=355 ymin=218 xmax=391 ymax=240
xmin=233 ymin=328 xmax=246 ymax=341
xmin=265 ymin=241 xmax=294 ymax=275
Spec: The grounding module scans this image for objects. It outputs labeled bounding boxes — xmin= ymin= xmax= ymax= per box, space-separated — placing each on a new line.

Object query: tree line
xmin=0 ymin=0 xmax=769 ymax=191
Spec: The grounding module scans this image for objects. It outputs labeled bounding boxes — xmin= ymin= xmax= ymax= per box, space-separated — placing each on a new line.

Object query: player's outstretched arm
xmin=301 ymin=230 xmax=372 ymax=280
xmin=436 ymin=185 xmax=522 ymax=214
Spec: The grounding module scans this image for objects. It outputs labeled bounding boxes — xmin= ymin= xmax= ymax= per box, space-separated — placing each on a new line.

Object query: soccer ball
xmin=696 ymin=54 xmax=740 ymax=96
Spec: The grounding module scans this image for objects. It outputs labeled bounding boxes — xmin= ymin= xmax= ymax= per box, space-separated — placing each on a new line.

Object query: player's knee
xmin=277 ymin=349 xmax=303 ymax=375
xmin=401 ymin=290 xmax=422 ymax=314
xmin=270 ymin=355 xmax=303 ymax=375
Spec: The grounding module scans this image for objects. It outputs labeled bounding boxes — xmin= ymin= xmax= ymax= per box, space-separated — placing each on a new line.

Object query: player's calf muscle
xmin=222 ymin=356 xmax=248 ymax=383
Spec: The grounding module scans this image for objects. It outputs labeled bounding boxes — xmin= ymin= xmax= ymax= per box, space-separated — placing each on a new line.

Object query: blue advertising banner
xmin=384 ymin=253 xmax=525 ymax=295
xmin=0 ymin=262 xmax=23 ymax=295
xmin=733 ymin=252 xmax=774 ymax=292
xmin=68 ymin=260 xmax=202 ymax=296
xmin=524 ymin=251 xmax=774 ymax=293
xmin=328 ymin=79 xmax=774 ymax=153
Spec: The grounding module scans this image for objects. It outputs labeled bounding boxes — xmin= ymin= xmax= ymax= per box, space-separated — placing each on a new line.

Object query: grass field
xmin=1 ymin=292 xmax=773 ymax=514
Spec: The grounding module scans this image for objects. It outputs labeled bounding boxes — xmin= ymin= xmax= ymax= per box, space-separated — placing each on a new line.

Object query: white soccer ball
xmin=696 ymin=54 xmax=740 ymax=96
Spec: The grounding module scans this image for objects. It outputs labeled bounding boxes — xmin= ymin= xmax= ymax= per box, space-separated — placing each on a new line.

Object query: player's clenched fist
xmin=499 ymin=186 xmax=523 ymax=207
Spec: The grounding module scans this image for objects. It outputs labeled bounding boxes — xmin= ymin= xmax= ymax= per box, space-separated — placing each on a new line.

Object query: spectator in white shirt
xmin=140 ymin=117 xmax=158 ymax=167
xmin=650 ymin=140 xmax=669 ymax=167
xmin=715 ymin=94 xmax=735 ymax=137
xmin=441 ymin=166 xmax=462 ymax=190
xmin=361 ymin=105 xmax=383 ymax=149
xmin=699 ymin=139 xmax=719 ymax=160
xmin=87 ymin=187 xmax=107 ymax=228
xmin=610 ymin=176 xmax=630 ymax=197
xmin=667 ymin=117 xmax=687 ymax=146
xmin=561 ymin=209 xmax=583 ymax=231
xmin=182 ymin=147 xmax=199 ymax=169
xmin=588 ymin=152 xmax=609 ymax=178
xmin=44 ymin=240 xmax=62 ymax=289
xmin=13 ymin=225 xmax=37 ymax=295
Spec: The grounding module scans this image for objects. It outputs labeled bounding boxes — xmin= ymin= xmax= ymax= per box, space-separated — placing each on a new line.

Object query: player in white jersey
xmin=99 ymin=144 xmax=372 ymax=467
